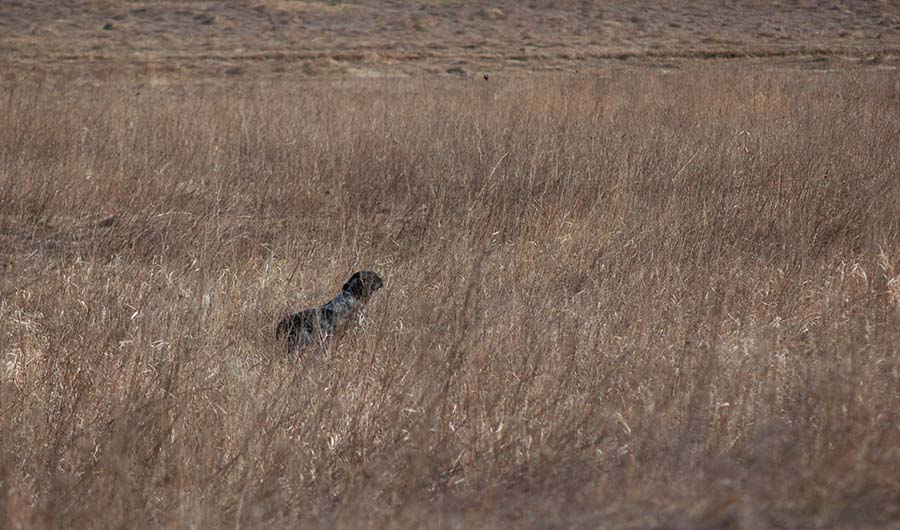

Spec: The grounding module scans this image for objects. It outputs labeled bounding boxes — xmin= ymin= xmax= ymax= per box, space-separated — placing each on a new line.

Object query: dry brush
xmin=1 ymin=70 xmax=898 ymax=528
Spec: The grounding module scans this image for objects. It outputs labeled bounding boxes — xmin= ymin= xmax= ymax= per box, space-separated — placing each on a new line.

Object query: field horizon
xmin=3 ymin=0 xmax=900 ymax=83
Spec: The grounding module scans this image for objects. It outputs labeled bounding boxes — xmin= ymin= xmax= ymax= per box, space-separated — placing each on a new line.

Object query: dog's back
xmin=276 ymin=308 xmax=326 ymax=353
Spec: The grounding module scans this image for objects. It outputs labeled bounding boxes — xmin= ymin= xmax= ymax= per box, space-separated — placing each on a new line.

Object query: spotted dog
xmin=276 ymin=271 xmax=384 ymax=354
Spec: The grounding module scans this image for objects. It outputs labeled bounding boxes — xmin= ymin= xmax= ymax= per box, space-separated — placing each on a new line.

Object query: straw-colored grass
xmin=1 ymin=70 xmax=898 ymax=528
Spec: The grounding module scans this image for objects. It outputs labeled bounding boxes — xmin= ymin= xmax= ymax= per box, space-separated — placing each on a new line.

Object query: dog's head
xmin=342 ymin=270 xmax=384 ymax=300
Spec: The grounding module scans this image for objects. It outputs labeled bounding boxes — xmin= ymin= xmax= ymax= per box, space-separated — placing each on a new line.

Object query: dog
xmin=276 ymin=271 xmax=384 ymax=354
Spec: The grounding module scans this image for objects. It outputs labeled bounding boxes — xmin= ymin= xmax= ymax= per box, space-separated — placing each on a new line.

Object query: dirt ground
xmin=2 ymin=0 xmax=900 ymax=83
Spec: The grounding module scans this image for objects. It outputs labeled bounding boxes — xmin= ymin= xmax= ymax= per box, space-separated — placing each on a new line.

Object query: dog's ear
xmin=342 ymin=272 xmax=362 ymax=294
xmin=343 ymin=271 xmax=383 ymax=298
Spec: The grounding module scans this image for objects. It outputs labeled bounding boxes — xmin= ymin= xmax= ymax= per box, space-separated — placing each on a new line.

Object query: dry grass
xmin=3 ymin=0 xmax=900 ymax=81
xmin=1 ymin=70 xmax=899 ymax=529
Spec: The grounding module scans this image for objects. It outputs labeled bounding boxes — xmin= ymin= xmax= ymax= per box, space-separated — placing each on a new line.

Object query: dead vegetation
xmin=3 ymin=0 xmax=900 ymax=81
xmin=1 ymin=70 xmax=899 ymax=528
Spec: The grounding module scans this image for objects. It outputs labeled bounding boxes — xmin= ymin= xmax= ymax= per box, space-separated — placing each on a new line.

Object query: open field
xmin=3 ymin=0 xmax=900 ymax=81
xmin=2 ymin=69 xmax=899 ymax=529
xmin=2 ymin=1 xmax=900 ymax=529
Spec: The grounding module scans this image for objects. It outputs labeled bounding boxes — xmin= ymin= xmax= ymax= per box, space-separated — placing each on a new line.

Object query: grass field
xmin=3 ymin=69 xmax=898 ymax=529
xmin=2 ymin=2 xmax=900 ymax=529
xmin=3 ymin=0 xmax=900 ymax=80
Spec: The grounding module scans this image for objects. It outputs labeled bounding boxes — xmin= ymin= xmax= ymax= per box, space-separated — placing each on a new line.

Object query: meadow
xmin=1 ymin=70 xmax=899 ymax=528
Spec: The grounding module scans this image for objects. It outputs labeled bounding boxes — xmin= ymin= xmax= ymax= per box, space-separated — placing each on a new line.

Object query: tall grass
xmin=1 ymin=70 xmax=898 ymax=529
